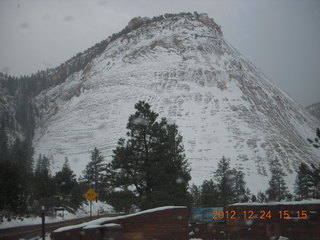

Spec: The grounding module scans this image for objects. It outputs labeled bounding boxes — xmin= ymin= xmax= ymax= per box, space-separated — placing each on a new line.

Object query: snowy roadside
xmin=20 ymin=232 xmax=51 ymax=240
xmin=0 ymin=201 xmax=113 ymax=230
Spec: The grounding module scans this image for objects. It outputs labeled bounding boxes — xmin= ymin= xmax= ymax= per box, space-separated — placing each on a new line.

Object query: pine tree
xmin=251 ymin=194 xmax=257 ymax=202
xmin=107 ymin=190 xmax=135 ymax=213
xmin=11 ymin=137 xmax=34 ymax=174
xmin=295 ymin=163 xmax=312 ymax=200
xmin=0 ymin=134 xmax=34 ymax=215
xmin=0 ymin=117 xmax=9 ymax=162
xmin=266 ymin=158 xmax=290 ymax=201
xmin=82 ymin=147 xmax=106 ymax=200
xmin=214 ymin=156 xmax=235 ymax=205
xmin=309 ymin=164 xmax=320 ymax=198
xmin=35 ymin=154 xmax=50 ymax=173
xmin=32 ymin=155 xmax=55 ymax=210
xmin=110 ymin=101 xmax=191 ymax=210
xmin=0 ymin=160 xmax=25 ymax=214
xmin=147 ymin=122 xmax=191 ymax=208
xmin=54 ymin=158 xmax=81 ymax=209
xmin=230 ymin=168 xmax=249 ymax=203
xmin=54 ymin=158 xmax=77 ymax=196
xmin=200 ymin=180 xmax=218 ymax=206
xmin=257 ymin=191 xmax=267 ymax=203
xmin=190 ymin=184 xmax=201 ymax=206
xmin=69 ymin=183 xmax=84 ymax=210
xmin=294 ymin=162 xmax=320 ymax=199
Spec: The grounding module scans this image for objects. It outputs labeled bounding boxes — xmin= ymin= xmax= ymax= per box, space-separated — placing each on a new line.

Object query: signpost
xmin=41 ymin=206 xmax=45 ymax=240
xmin=83 ymin=188 xmax=97 ymax=220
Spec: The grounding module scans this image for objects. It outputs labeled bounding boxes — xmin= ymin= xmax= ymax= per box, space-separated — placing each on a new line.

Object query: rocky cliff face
xmin=31 ymin=13 xmax=320 ymax=193
xmin=0 ymin=73 xmax=21 ymax=144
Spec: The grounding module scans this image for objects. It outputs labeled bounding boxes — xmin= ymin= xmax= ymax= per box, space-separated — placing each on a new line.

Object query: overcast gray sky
xmin=0 ymin=0 xmax=319 ymax=106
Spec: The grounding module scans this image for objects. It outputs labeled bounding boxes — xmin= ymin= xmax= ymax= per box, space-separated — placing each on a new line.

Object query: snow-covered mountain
xmin=306 ymin=102 xmax=320 ymax=121
xmin=32 ymin=13 xmax=320 ymax=193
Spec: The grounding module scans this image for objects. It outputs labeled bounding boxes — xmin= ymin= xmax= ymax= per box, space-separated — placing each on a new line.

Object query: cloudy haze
xmin=0 ymin=0 xmax=319 ymax=106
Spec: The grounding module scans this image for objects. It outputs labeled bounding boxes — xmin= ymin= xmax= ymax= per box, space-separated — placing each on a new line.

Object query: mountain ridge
xmin=3 ymin=13 xmax=319 ymax=194
xmin=1 ymin=13 xmax=207 ymax=144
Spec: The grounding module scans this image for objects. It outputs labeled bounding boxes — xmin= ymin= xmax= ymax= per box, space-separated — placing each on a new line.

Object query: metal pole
xmin=41 ymin=206 xmax=45 ymax=240
xmin=90 ymin=201 xmax=92 ymax=220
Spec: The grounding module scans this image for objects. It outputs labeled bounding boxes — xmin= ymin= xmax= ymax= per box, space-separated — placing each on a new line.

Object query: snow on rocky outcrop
xmin=32 ymin=13 xmax=320 ymax=193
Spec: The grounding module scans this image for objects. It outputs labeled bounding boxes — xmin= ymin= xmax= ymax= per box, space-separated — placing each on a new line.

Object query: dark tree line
xmin=190 ymin=157 xmax=250 ymax=207
xmin=0 ymin=140 xmax=85 ymax=217
xmin=0 ymin=120 xmax=34 ymax=216
xmin=189 ymin=156 xmax=296 ymax=207
xmin=0 ymin=115 xmax=84 ymax=217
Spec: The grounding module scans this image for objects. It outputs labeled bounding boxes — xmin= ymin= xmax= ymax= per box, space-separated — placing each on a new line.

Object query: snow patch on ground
xmin=230 ymin=199 xmax=320 ymax=206
xmin=0 ymin=201 xmax=113 ymax=230
xmin=19 ymin=232 xmax=51 ymax=240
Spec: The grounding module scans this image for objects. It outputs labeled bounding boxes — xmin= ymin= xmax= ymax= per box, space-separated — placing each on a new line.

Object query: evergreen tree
xmin=35 ymin=154 xmax=50 ymax=173
xmin=82 ymin=147 xmax=106 ymax=200
xmin=251 ymin=194 xmax=257 ymax=202
xmin=257 ymin=191 xmax=267 ymax=203
xmin=110 ymin=101 xmax=191 ymax=210
xmin=54 ymin=158 xmax=76 ymax=196
xmin=200 ymin=180 xmax=218 ymax=206
xmin=54 ymin=158 xmax=82 ymax=209
xmin=295 ymin=163 xmax=313 ymax=200
xmin=190 ymin=158 xmax=249 ymax=206
xmin=11 ymin=137 xmax=34 ymax=174
xmin=309 ymin=164 xmax=320 ymax=198
xmin=0 ymin=160 xmax=26 ymax=214
xmin=214 ymin=156 xmax=235 ymax=205
xmin=266 ymin=158 xmax=290 ymax=201
xmin=294 ymin=162 xmax=320 ymax=199
xmin=147 ymin=122 xmax=191 ymax=208
xmin=69 ymin=182 xmax=84 ymax=210
xmin=107 ymin=190 xmax=135 ymax=213
xmin=0 ymin=117 xmax=9 ymax=162
xmin=230 ymin=168 xmax=249 ymax=203
xmin=0 ymin=133 xmax=34 ymax=215
xmin=32 ymin=155 xmax=55 ymax=209
xmin=190 ymin=184 xmax=201 ymax=206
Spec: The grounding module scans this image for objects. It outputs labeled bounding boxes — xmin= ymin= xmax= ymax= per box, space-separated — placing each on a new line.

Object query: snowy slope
xmin=306 ymin=102 xmax=320 ymax=121
xmin=32 ymin=13 xmax=320 ymax=194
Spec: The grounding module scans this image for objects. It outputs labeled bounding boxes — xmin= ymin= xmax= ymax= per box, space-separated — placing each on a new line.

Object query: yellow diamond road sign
xmin=83 ymin=188 xmax=97 ymax=202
